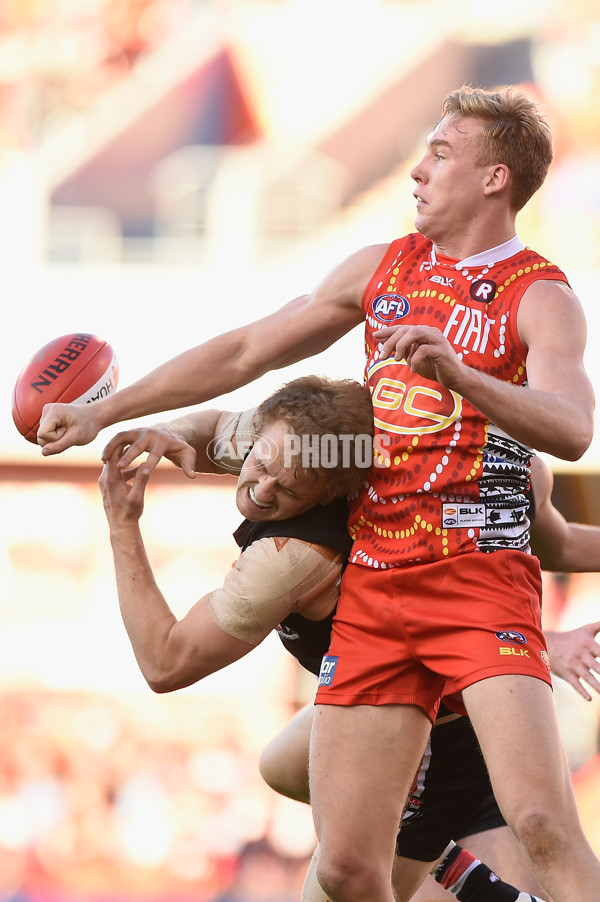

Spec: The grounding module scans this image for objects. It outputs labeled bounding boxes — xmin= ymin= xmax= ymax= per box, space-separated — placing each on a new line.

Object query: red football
xmin=12 ymin=333 xmax=119 ymax=444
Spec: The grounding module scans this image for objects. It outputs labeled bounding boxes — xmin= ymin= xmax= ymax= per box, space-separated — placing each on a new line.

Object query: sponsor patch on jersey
xmin=372 ymin=294 xmax=410 ymax=323
xmin=442 ymin=503 xmax=486 ymax=528
xmin=469 ymin=279 xmax=497 ymax=304
xmin=495 ymin=630 xmax=527 ymax=645
xmin=442 ymin=502 xmax=527 ymax=529
xmin=318 ymin=655 xmax=339 ymax=687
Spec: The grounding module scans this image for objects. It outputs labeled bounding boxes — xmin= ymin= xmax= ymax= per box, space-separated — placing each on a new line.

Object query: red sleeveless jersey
xmin=348 ymin=233 xmax=568 ymax=569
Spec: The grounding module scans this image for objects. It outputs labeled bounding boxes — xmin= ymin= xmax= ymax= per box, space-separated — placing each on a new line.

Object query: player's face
xmin=236 ymin=420 xmax=327 ymax=522
xmin=410 ymin=115 xmax=490 ymax=245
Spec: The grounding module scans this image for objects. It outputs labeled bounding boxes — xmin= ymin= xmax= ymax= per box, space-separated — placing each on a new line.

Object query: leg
xmin=310 ymin=703 xmax=431 ymax=902
xmin=461 ymin=828 xmax=547 ymax=899
xmin=392 ymin=854 xmax=436 ymax=901
xmin=259 ymin=703 xmax=313 ymax=803
xmin=464 ymin=674 xmax=600 ymax=902
xmin=303 ymin=848 xmax=330 ymax=902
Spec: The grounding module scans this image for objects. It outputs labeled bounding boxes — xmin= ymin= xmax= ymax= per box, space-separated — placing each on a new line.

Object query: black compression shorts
xmin=395 ymin=715 xmax=506 ymax=862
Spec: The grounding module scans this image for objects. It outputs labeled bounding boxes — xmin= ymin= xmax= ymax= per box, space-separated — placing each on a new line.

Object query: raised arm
xmin=375 ymin=280 xmax=594 ymax=461
xmin=99 ymin=446 xmax=343 ymax=693
xmin=100 ymin=407 xmax=253 ymax=479
xmin=38 ymin=245 xmax=383 ymax=456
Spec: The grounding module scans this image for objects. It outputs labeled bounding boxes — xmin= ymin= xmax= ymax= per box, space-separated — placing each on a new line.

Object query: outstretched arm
xmin=99 ymin=407 xmax=252 ymax=479
xmin=38 ymin=245 xmax=382 ymax=456
xmin=99 ymin=447 xmax=253 ymax=691
xmin=100 ymin=446 xmax=342 ymax=692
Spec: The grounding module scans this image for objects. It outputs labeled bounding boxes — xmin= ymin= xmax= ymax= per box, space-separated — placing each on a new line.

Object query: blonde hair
xmin=442 ymin=85 xmax=553 ymax=211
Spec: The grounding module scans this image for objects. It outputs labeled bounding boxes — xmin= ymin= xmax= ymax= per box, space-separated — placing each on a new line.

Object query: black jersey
xmin=233 ymin=498 xmax=351 ymax=675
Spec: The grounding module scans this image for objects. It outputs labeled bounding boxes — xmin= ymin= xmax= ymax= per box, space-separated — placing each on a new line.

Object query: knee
xmin=258 ymin=744 xmax=309 ymax=803
xmin=511 ymin=809 xmax=567 ymax=866
xmin=316 ymin=849 xmax=380 ymax=901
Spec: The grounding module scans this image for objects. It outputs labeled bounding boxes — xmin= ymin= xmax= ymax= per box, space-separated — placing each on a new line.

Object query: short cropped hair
xmin=442 ymin=85 xmax=553 ymax=212
xmin=252 ymin=375 xmax=374 ymax=499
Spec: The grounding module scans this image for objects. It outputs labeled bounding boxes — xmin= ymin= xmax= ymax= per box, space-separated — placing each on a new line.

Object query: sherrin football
xmin=12 ymin=333 xmax=119 ymax=444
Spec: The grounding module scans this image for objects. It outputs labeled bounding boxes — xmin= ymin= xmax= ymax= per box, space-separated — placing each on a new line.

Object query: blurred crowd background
xmin=2 ymin=0 xmax=600 ymax=899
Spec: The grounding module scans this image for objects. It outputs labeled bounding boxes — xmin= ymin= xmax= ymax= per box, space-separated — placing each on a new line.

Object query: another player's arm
xmin=375 ymin=280 xmax=594 ymax=461
xmin=100 ymin=447 xmax=341 ymax=693
xmin=100 ymin=408 xmax=249 ymax=479
xmin=38 ymin=245 xmax=382 ymax=455
xmin=545 ymin=625 xmax=600 ymax=701
xmin=530 ymin=455 xmax=600 ymax=572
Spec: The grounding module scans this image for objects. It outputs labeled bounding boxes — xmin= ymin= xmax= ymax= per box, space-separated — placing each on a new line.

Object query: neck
xmin=428 ymin=210 xmax=517 ymax=261
xmin=432 ymin=234 xmax=523 ymax=269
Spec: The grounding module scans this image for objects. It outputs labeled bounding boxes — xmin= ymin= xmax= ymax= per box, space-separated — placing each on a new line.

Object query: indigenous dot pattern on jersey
xmin=348 ymin=233 xmax=566 ymax=569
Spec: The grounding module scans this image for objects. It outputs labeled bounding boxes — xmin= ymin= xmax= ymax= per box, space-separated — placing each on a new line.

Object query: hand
xmin=99 ymin=445 xmax=150 ymax=528
xmin=101 ymin=426 xmax=198 ymax=479
xmin=546 ymin=622 xmax=600 ymax=701
xmin=38 ymin=402 xmax=104 ymax=455
xmin=374 ymin=324 xmax=465 ymax=387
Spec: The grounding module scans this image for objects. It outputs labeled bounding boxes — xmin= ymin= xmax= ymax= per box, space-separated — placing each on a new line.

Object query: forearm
xmin=108 ymin=524 xmax=182 ymax=690
xmin=455 ymin=366 xmax=592 ymax=461
xmin=538 ymin=522 xmax=600 ymax=573
xmin=94 ymin=332 xmax=258 ymax=431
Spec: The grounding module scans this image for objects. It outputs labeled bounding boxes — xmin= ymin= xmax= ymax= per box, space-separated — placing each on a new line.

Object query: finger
xmin=101 ymin=431 xmax=143 ymax=462
xmin=39 ymin=434 xmax=73 ymax=456
xmin=580 ymin=669 xmax=600 ymax=697
xmin=179 ymin=448 xmax=198 ymax=479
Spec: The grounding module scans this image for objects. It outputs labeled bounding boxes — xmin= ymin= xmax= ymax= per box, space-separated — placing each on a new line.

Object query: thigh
xmin=310 ymin=703 xmax=431 ymax=868
xmin=396 ymin=716 xmax=502 ymax=862
xmin=259 ymin=704 xmax=313 ymax=803
xmin=463 ymin=674 xmax=578 ymax=828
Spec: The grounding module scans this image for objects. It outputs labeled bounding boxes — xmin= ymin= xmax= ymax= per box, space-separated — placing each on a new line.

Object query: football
xmin=12 ymin=333 xmax=119 ymax=444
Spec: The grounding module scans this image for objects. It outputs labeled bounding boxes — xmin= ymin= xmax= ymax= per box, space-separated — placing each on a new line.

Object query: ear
xmin=483 ymin=163 xmax=510 ymax=197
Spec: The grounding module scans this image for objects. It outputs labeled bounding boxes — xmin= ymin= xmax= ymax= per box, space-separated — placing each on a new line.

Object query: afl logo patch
xmin=470 ymin=279 xmax=497 ymax=304
xmin=495 ymin=630 xmax=527 ymax=645
xmin=372 ymin=294 xmax=410 ymax=323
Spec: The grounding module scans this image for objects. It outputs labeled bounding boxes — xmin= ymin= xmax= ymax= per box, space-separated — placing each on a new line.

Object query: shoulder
xmin=225 ymin=537 xmax=344 ymax=608
xmin=212 ymin=408 xmax=257 ymax=474
xmin=518 ymin=278 xmax=588 ymax=348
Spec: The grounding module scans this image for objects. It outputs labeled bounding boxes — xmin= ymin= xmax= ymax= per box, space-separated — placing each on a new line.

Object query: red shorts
xmin=315 ymin=550 xmax=551 ymax=722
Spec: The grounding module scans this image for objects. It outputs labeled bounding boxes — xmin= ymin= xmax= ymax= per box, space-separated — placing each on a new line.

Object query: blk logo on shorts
xmin=318 ymin=655 xmax=339 ymax=687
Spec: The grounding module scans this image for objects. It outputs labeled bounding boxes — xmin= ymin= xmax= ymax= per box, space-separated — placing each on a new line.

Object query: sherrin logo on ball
xmin=12 ymin=332 xmax=119 ymax=444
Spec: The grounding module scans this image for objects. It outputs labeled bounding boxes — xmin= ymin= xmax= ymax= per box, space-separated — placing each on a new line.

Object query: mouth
xmin=248 ymin=486 xmax=271 ymax=509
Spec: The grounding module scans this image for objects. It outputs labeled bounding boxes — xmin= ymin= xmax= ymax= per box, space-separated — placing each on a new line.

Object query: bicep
xmin=158 ymin=594 xmax=255 ymax=689
xmin=518 ymin=281 xmax=592 ymax=396
xmin=239 ymin=245 xmax=385 ymax=371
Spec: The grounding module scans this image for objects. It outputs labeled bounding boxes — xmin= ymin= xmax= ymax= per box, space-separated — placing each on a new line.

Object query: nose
xmin=410 ymin=155 xmax=426 ymax=184
xmin=253 ymin=476 xmax=277 ymax=503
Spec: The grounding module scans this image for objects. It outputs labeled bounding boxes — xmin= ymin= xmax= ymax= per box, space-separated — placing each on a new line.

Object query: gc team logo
xmin=495 ymin=630 xmax=527 ymax=645
xmin=372 ymin=294 xmax=410 ymax=323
